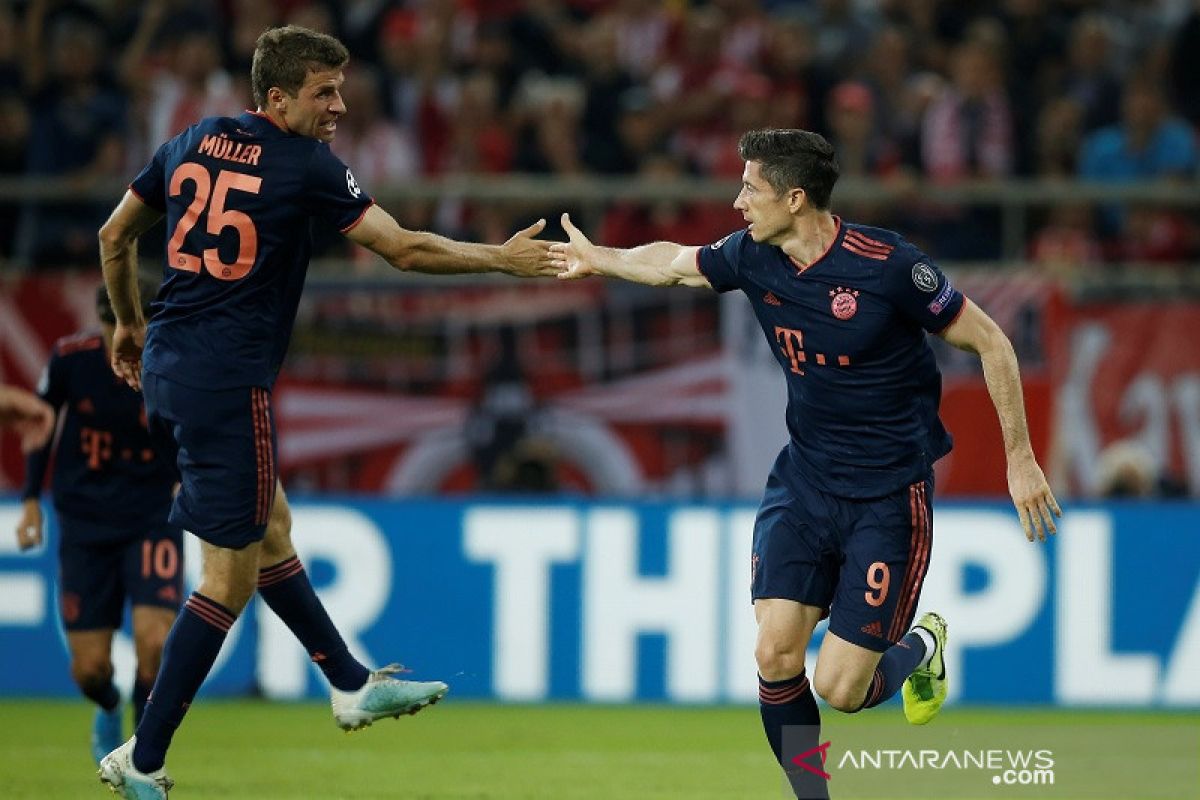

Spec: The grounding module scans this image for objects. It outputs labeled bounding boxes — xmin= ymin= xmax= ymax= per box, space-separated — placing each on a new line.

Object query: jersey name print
xmin=697 ymin=219 xmax=966 ymax=499
xmin=130 ymin=111 xmax=373 ymax=391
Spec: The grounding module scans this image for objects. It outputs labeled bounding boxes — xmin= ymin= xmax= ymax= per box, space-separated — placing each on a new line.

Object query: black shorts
xmin=57 ymin=513 xmax=184 ymax=631
xmin=751 ymin=459 xmax=934 ymax=652
xmin=144 ymin=371 xmax=277 ymax=549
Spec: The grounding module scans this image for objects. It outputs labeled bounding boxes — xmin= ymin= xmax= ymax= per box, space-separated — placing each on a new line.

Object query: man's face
xmin=733 ymin=161 xmax=797 ymax=243
xmin=277 ymin=67 xmax=346 ymax=143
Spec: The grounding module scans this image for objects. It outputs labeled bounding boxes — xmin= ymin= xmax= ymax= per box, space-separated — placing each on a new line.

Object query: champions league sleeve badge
xmin=911 ymin=262 xmax=939 ymax=292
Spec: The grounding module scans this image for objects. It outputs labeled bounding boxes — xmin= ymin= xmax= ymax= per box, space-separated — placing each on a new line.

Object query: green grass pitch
xmin=0 ymin=700 xmax=1195 ymax=799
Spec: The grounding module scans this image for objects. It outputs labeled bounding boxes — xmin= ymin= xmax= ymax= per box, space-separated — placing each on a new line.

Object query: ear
xmin=267 ymin=87 xmax=287 ymax=111
xmin=788 ymin=188 xmax=806 ymax=213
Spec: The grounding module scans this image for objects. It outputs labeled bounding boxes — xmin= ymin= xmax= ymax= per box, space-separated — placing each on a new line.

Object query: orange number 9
xmin=865 ymin=561 xmax=890 ymax=608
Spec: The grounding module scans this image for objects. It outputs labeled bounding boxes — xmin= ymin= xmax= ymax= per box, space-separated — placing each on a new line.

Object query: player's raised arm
xmin=551 ymin=213 xmax=709 ymax=288
xmin=939 ymin=298 xmax=1062 ymax=542
xmin=345 ymin=204 xmax=557 ymax=277
xmin=98 ymin=191 xmax=164 ymax=390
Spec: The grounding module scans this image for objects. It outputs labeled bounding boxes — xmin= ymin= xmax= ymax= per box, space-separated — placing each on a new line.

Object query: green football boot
xmin=902 ymin=612 xmax=948 ymax=725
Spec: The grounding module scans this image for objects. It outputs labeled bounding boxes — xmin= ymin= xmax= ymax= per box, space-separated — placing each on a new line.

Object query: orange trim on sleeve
xmin=340 ymin=199 xmax=375 ymax=233
xmin=934 ymin=294 xmax=970 ymax=333
xmin=693 ymin=247 xmax=715 ymax=289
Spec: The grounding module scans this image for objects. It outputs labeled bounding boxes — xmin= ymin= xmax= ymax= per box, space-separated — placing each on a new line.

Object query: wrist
xmin=1006 ymin=445 xmax=1036 ymax=465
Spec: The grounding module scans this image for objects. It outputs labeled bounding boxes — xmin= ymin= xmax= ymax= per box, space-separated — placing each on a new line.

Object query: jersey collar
xmin=786 ymin=215 xmax=842 ymax=275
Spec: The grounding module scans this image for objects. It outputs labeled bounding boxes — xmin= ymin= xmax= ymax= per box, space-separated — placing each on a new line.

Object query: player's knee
xmin=755 ymin=640 xmax=806 ymax=682
xmin=813 ymin=675 xmax=866 ymax=713
xmin=71 ymin=657 xmax=113 ymax=692
xmin=261 ymin=498 xmax=294 ymax=562
xmin=134 ymin=629 xmax=170 ymax=675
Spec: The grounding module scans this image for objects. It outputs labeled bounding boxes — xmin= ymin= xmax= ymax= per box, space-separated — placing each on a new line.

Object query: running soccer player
xmin=551 ymin=129 xmax=1061 ymax=797
xmin=96 ymin=25 xmax=557 ymax=799
xmin=16 ymin=286 xmax=182 ymax=767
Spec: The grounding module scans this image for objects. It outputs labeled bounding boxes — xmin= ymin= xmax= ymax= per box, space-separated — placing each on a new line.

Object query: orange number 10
xmin=167 ymin=164 xmax=262 ymax=281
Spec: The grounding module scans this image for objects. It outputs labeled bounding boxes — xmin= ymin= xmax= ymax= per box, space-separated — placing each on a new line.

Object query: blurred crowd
xmin=2 ymin=0 xmax=1199 ymax=270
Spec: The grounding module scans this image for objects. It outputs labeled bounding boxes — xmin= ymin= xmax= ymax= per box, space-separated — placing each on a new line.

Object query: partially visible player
xmin=96 ymin=25 xmax=558 ymax=799
xmin=0 ymin=383 xmax=54 ymax=452
xmin=551 ymin=129 xmax=1060 ymax=798
xmin=16 ymin=285 xmax=182 ymax=767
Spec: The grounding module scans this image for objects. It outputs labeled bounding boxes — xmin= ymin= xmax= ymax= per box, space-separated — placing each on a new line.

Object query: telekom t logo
xmin=791 ymin=741 xmax=832 ymax=780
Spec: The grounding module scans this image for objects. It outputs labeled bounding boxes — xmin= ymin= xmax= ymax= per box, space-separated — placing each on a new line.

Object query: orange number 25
xmin=167 ymin=164 xmax=262 ymax=281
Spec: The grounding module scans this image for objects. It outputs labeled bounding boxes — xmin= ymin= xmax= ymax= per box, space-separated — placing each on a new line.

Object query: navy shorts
xmin=143 ymin=371 xmax=277 ymax=549
xmin=751 ymin=458 xmax=934 ymax=653
xmin=57 ymin=513 xmax=184 ymax=631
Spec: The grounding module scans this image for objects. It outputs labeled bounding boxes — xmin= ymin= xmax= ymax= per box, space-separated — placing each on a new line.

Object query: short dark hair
xmin=251 ymin=25 xmax=349 ymax=108
xmin=737 ymin=129 xmax=840 ymax=210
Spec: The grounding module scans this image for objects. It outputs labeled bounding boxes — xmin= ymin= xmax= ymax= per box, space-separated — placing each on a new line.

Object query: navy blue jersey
xmin=22 ymin=332 xmax=177 ymax=534
xmin=130 ymin=111 xmax=373 ymax=390
xmin=697 ymin=220 xmax=966 ymax=499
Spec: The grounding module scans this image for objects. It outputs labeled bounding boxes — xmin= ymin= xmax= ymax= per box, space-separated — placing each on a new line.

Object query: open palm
xmin=550 ymin=213 xmax=599 ymax=279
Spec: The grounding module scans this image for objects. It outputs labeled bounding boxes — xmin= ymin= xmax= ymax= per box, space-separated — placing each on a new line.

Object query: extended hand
xmin=1008 ymin=456 xmax=1061 ymax=542
xmin=0 ymin=385 xmax=54 ymax=453
xmin=501 ymin=218 xmax=558 ymax=277
xmin=550 ymin=213 xmax=598 ymax=280
xmin=15 ymin=499 xmax=42 ymax=551
xmin=111 ymin=321 xmax=146 ymax=391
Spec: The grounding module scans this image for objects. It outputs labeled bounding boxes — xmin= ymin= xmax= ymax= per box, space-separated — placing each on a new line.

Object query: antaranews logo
xmin=833 ymin=745 xmax=1055 ymax=788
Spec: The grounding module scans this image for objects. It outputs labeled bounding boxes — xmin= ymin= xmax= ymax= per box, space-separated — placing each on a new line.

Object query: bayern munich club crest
xmin=830 ymin=287 xmax=859 ymax=320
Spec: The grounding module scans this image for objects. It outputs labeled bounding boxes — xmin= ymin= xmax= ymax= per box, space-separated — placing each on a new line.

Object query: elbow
xmin=97 ymin=221 xmax=129 ymax=253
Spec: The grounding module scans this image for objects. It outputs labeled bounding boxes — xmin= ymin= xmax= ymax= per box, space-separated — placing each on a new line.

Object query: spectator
xmin=141 ymin=28 xmax=243 ymax=158
xmin=921 ymin=39 xmax=1014 ymax=181
xmin=1062 ymin=14 xmax=1123 ymax=134
xmin=20 ymin=15 xmax=126 ymax=267
xmin=760 ymin=15 xmax=831 ymax=132
xmin=1079 ymin=75 xmax=1197 ymax=239
xmin=595 ymin=0 xmax=675 ymax=81
xmin=577 ymin=18 xmax=638 ymax=174
xmin=826 ymin=81 xmax=902 ymax=178
xmin=1034 ymin=97 xmax=1085 ymax=177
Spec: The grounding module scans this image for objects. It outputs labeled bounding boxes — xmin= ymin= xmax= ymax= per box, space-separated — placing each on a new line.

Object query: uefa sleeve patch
xmin=346 ymin=169 xmax=361 ymax=198
xmin=927 ymin=282 xmax=956 ymax=314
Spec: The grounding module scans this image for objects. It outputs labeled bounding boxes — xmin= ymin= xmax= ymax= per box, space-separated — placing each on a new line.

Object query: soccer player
xmin=551 ymin=129 xmax=1061 ymax=797
xmin=0 ymin=384 xmax=54 ymax=452
xmin=95 ymin=25 xmax=557 ymax=799
xmin=16 ymin=286 xmax=182 ymax=767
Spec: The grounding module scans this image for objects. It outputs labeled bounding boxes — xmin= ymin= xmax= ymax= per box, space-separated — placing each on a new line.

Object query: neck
xmin=256 ymin=106 xmax=290 ymax=133
xmin=779 ymin=211 xmax=838 ymax=267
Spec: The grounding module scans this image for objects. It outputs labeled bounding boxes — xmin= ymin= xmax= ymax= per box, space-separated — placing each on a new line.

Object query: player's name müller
xmin=198 ymin=133 xmax=262 ymax=166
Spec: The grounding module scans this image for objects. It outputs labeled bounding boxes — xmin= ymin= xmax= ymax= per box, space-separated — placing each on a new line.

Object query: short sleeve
xmin=37 ymin=350 xmax=67 ymax=410
xmin=129 ymin=141 xmax=170 ymax=211
xmin=695 ymin=229 xmax=748 ymax=293
xmin=885 ymin=249 xmax=965 ymax=333
xmin=301 ymin=145 xmax=374 ymax=232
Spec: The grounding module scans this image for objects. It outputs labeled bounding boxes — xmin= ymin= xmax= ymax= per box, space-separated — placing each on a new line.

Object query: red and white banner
xmin=1050 ymin=302 xmax=1200 ymax=496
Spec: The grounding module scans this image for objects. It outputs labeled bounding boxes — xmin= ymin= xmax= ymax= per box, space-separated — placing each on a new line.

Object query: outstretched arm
xmin=99 ymin=191 xmax=164 ymax=390
xmin=940 ymin=298 xmax=1062 ymax=541
xmin=345 ymin=205 xmax=556 ymax=277
xmin=550 ymin=213 xmax=709 ymax=288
